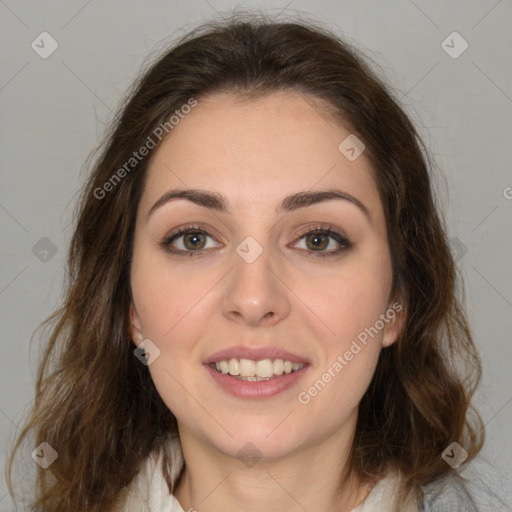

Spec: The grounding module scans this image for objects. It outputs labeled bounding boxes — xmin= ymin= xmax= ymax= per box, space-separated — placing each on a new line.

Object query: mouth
xmin=204 ymin=350 xmax=310 ymax=399
xmin=208 ymin=357 xmax=306 ymax=381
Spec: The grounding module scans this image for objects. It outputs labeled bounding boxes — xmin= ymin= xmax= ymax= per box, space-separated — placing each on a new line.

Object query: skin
xmin=129 ymin=90 xmax=404 ymax=512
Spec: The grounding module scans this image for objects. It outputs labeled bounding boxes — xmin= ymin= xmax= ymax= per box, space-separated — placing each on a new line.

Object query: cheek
xmin=298 ymin=257 xmax=392 ymax=346
xmin=297 ymin=344 xmax=380 ymax=428
xmin=295 ymin=269 xmax=390 ymax=411
xmin=131 ymin=261 xmax=210 ymax=417
xmin=130 ymin=253 xmax=210 ymax=341
xmin=293 ymin=254 xmax=392 ymax=407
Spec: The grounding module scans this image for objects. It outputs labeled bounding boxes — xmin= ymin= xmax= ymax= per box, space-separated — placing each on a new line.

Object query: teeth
xmin=228 ymin=358 xmax=240 ymax=375
xmin=212 ymin=358 xmax=305 ymax=378
xmin=256 ymin=359 xmax=273 ymax=378
xmin=240 ymin=358 xmax=256 ymax=377
xmin=273 ymin=359 xmax=284 ymax=375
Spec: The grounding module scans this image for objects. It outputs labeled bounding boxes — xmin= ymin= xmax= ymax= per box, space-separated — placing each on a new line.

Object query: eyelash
xmin=159 ymin=224 xmax=352 ymax=259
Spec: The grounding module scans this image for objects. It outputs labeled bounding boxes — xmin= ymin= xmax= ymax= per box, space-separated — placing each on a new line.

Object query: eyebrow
xmin=147 ymin=188 xmax=370 ymax=220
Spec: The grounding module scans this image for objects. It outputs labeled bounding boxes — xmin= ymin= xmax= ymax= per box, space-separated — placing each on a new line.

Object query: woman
xmin=6 ymin=12 xmax=501 ymax=512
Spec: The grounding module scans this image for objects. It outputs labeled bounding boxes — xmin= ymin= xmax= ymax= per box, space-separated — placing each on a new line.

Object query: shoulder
xmin=419 ymin=467 xmax=511 ymax=512
xmin=420 ymin=474 xmax=478 ymax=512
xmin=354 ymin=466 xmax=510 ymax=512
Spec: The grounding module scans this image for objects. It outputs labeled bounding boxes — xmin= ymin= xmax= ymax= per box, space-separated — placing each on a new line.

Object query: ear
xmin=382 ymin=298 xmax=407 ymax=348
xmin=129 ymin=303 xmax=144 ymax=347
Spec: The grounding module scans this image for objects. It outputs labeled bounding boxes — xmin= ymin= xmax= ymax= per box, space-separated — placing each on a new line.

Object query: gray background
xmin=1 ymin=0 xmax=511 ymax=510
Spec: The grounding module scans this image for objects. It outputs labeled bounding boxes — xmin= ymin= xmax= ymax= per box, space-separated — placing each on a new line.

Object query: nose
xmin=221 ymin=242 xmax=291 ymax=327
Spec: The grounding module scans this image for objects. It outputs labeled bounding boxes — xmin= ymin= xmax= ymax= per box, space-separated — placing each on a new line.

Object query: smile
xmin=210 ymin=358 xmax=306 ymax=381
xmin=205 ymin=359 xmax=310 ymax=399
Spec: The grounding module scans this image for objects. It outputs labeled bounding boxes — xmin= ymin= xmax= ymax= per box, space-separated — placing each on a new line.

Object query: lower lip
xmin=204 ymin=364 xmax=310 ymax=399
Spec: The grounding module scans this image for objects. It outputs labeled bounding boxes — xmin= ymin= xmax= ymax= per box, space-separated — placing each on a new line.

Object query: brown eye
xmin=182 ymin=231 xmax=207 ymax=250
xmin=293 ymin=226 xmax=352 ymax=258
xmin=160 ymin=226 xmax=220 ymax=257
xmin=304 ymin=233 xmax=330 ymax=251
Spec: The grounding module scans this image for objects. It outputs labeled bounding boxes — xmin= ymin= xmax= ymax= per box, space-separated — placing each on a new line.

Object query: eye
xmin=159 ymin=223 xmax=352 ymax=258
xmin=160 ymin=225 xmax=221 ymax=257
xmin=292 ymin=225 xmax=352 ymax=258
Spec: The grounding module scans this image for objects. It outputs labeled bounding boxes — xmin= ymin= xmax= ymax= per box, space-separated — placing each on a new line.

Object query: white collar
xmin=162 ymin=475 xmax=417 ymax=512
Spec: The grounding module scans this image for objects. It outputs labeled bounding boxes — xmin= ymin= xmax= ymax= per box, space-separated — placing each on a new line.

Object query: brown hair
xmin=6 ymin=11 xmax=483 ymax=511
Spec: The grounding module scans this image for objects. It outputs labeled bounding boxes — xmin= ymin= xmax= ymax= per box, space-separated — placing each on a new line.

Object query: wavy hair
xmin=6 ymin=11 xmax=483 ymax=511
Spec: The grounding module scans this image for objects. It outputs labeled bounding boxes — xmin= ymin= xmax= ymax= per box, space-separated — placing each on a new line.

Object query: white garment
xmin=166 ymin=494 xmax=183 ymax=512
xmin=164 ymin=474 xmax=417 ymax=512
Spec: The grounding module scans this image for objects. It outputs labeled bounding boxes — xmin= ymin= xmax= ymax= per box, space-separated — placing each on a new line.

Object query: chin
xmin=210 ymin=417 xmax=306 ymax=459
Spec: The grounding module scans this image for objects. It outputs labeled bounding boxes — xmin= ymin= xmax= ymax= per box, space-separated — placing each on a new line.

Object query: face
xmin=129 ymin=90 xmax=403 ymax=460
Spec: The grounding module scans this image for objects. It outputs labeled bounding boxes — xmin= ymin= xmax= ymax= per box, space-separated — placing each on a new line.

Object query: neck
xmin=173 ymin=415 xmax=371 ymax=512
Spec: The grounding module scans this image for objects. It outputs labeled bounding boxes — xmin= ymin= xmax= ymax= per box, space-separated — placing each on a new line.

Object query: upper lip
xmin=204 ymin=346 xmax=310 ymax=365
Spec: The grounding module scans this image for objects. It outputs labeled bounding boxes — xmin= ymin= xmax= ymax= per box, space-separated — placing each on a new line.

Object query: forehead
xmin=141 ymin=91 xmax=383 ymax=224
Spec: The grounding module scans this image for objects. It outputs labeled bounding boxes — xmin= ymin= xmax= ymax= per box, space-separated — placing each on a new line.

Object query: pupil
xmin=186 ymin=233 xmax=204 ymax=249
xmin=309 ymin=234 xmax=327 ymax=250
